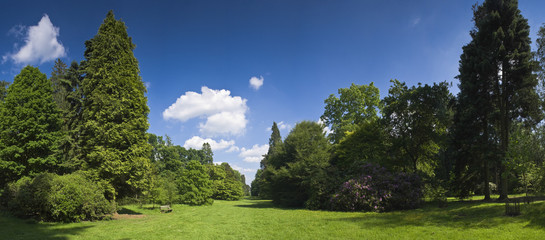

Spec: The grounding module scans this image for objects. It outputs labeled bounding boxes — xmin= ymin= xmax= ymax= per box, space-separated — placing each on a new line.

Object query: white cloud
xmin=249 ymin=76 xmax=264 ymax=90
xmin=226 ymin=145 xmax=240 ymax=153
xmin=4 ymin=15 xmax=66 ymax=64
xmin=266 ymin=121 xmax=292 ymax=132
xmin=317 ymin=119 xmax=333 ymax=135
xmin=231 ymin=165 xmax=257 ymax=173
xmin=239 ymin=144 xmax=269 ymax=163
xmin=183 ymin=136 xmax=236 ymax=151
xmin=163 ymin=86 xmax=248 ymax=137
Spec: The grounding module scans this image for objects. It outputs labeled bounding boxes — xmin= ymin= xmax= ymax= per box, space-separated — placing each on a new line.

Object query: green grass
xmin=2 ymin=197 xmax=545 ymax=239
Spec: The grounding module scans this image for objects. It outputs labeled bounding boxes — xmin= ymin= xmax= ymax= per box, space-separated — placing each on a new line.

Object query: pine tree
xmin=79 ymin=10 xmax=152 ymax=199
xmin=201 ymin=143 xmax=213 ymax=165
xmin=0 ymin=66 xmax=62 ymax=186
xmin=454 ymin=0 xmax=541 ymax=200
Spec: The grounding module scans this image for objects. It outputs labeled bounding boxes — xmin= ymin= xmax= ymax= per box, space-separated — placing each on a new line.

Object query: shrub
xmin=48 ymin=173 xmax=113 ymax=222
xmin=330 ymin=164 xmax=422 ymax=212
xmin=3 ymin=173 xmax=113 ymax=222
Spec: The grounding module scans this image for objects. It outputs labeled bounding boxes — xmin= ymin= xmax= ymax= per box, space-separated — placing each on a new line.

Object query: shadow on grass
xmin=234 ymin=200 xmax=301 ymax=210
xmin=330 ymin=201 xmax=545 ymax=230
xmin=0 ymin=211 xmax=93 ymax=240
xmin=117 ymin=207 xmax=143 ymax=215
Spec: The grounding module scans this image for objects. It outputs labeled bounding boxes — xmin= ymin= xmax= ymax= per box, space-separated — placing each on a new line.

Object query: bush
xmin=3 ymin=173 xmax=113 ymax=222
xmin=48 ymin=173 xmax=113 ymax=222
xmin=330 ymin=164 xmax=422 ymax=212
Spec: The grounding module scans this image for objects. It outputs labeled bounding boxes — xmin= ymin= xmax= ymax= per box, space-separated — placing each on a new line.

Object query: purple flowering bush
xmin=330 ymin=164 xmax=422 ymax=212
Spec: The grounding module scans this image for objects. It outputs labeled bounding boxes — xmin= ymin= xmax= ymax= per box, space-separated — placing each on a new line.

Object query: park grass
xmin=1 ymin=197 xmax=545 ymax=240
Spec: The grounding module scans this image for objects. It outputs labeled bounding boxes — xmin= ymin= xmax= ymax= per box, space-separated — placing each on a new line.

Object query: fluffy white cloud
xmin=249 ymin=76 xmax=264 ymax=90
xmin=4 ymin=15 xmax=66 ymax=64
xmin=183 ymin=136 xmax=235 ymax=151
xmin=163 ymin=86 xmax=248 ymax=136
xmin=239 ymin=144 xmax=269 ymax=163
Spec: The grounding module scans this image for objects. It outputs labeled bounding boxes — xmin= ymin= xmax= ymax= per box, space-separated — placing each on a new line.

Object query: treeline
xmin=252 ymin=0 xmax=545 ymax=211
xmin=0 ymin=11 xmax=247 ymax=222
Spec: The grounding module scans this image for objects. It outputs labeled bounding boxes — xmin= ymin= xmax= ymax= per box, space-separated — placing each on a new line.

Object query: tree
xmin=201 ymin=142 xmax=213 ymax=165
xmin=454 ymin=0 xmax=541 ymax=200
xmin=0 ymin=66 xmax=62 ymax=187
xmin=255 ymin=122 xmax=284 ymax=199
xmin=269 ymin=121 xmax=331 ymax=208
xmin=79 ymin=11 xmax=152 ymax=199
xmin=50 ymin=59 xmax=70 ymax=112
xmin=54 ymin=61 xmax=83 ymax=172
xmin=333 ymin=120 xmax=390 ymax=175
xmin=179 ymin=160 xmax=213 ymax=205
xmin=0 ymin=80 xmax=8 ymax=102
xmin=321 ymin=83 xmax=382 ymax=143
xmin=382 ymin=80 xmax=452 ymax=176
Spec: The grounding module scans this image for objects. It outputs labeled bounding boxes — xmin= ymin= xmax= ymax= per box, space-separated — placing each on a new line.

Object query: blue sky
xmin=1 ymin=0 xmax=545 ymax=184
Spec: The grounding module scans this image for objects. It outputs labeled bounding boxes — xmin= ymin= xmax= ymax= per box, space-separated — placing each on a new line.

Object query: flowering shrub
xmin=330 ymin=164 xmax=422 ymax=212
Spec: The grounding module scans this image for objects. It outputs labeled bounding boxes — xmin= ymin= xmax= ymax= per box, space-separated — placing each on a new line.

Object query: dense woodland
xmin=1 ymin=0 xmax=545 ymax=222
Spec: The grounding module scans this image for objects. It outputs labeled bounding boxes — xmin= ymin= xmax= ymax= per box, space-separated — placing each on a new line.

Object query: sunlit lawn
xmin=1 ymin=196 xmax=545 ymax=239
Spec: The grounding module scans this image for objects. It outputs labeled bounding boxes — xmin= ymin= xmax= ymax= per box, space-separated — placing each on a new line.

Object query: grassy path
xmin=1 ymin=198 xmax=545 ymax=239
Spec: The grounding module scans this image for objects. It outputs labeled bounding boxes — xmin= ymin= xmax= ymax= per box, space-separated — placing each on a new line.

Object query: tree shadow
xmin=116 ymin=207 xmax=143 ymax=215
xmin=329 ymin=200 xmax=545 ymax=230
xmin=0 ymin=211 xmax=94 ymax=239
xmin=234 ymin=200 xmax=301 ymax=210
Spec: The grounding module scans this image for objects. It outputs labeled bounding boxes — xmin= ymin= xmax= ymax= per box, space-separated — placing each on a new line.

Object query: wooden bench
xmin=160 ymin=205 xmax=172 ymax=213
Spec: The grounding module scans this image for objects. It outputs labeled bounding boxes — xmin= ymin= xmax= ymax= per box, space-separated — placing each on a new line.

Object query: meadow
xmin=1 ymin=196 xmax=545 ymax=240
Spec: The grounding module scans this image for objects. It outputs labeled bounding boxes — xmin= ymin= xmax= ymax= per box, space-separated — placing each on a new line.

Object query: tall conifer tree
xmin=454 ymin=0 xmax=541 ymax=200
xmin=80 ymin=11 xmax=152 ymax=199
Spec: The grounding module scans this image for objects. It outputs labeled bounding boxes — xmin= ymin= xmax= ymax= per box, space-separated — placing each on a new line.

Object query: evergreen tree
xmin=454 ymin=0 xmax=541 ymax=200
xmin=201 ymin=142 xmax=213 ymax=165
xmin=79 ymin=10 xmax=152 ymax=199
xmin=50 ymin=59 xmax=70 ymax=112
xmin=0 ymin=80 xmax=8 ymax=102
xmin=0 ymin=66 xmax=62 ymax=187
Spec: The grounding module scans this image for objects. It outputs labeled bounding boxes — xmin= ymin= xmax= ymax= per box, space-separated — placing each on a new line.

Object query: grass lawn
xmin=1 ymin=197 xmax=545 ymax=240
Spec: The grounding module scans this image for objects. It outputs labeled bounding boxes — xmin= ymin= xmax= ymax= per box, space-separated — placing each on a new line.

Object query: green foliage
xmin=254 ymin=122 xmax=284 ymax=199
xmin=79 ymin=11 xmax=152 ymax=199
xmin=209 ymin=163 xmax=244 ymax=201
xmin=0 ymin=66 xmax=62 ymax=187
xmin=179 ymin=160 xmax=213 ymax=205
xmin=334 ymin=120 xmax=390 ymax=174
xmin=0 ymin=80 xmax=8 ymax=101
xmin=201 ymin=143 xmax=213 ymax=165
xmin=321 ymin=83 xmax=382 ymax=143
xmin=269 ymin=121 xmax=332 ymax=208
xmin=55 ymin=61 xmax=84 ymax=172
xmin=4 ymin=173 xmax=112 ymax=222
xmin=382 ymin=80 xmax=452 ymax=175
xmin=453 ymin=0 xmax=541 ymax=199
